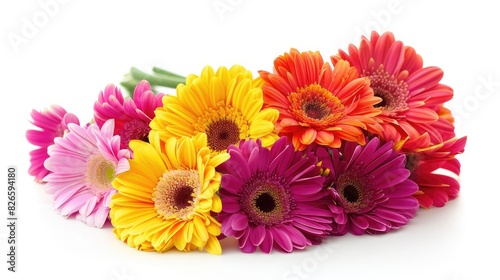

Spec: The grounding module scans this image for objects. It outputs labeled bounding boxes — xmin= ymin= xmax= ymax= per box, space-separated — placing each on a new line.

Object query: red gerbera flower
xmin=332 ymin=31 xmax=454 ymax=144
xmin=396 ymin=134 xmax=467 ymax=208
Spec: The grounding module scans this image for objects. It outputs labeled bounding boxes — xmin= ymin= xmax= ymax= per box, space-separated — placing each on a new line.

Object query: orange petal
xmin=299 ymin=128 xmax=317 ymax=145
xmin=315 ymin=130 xmax=334 ymax=145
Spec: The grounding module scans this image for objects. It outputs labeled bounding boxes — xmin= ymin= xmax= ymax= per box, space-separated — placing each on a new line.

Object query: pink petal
xmin=250 ymin=225 xmax=266 ymax=247
xmin=231 ymin=214 xmax=249 ymax=231
xmin=271 ymin=227 xmax=293 ymax=253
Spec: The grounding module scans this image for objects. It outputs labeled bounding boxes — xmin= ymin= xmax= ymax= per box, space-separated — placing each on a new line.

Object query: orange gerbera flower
xmin=332 ymin=31 xmax=454 ymax=145
xmin=259 ymin=48 xmax=382 ymax=151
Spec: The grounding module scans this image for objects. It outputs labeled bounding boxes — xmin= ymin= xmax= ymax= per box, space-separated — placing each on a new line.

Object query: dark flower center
xmin=342 ymin=184 xmax=360 ymax=203
xmin=405 ymin=153 xmax=421 ymax=176
xmin=303 ymin=101 xmax=330 ymax=120
xmin=255 ymin=192 xmax=276 ymax=213
xmin=374 ymin=92 xmax=387 ymax=108
xmin=206 ymin=119 xmax=240 ymax=152
xmin=153 ymin=170 xmax=199 ymax=219
xmin=241 ymin=172 xmax=293 ymax=226
xmin=119 ymin=119 xmax=151 ymax=148
xmin=289 ymin=83 xmax=345 ymax=128
xmin=174 ymin=185 xmax=195 ymax=210
xmin=336 ymin=171 xmax=375 ymax=214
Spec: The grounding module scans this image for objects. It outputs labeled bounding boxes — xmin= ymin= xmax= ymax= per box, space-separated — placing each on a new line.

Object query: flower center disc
xmin=342 ymin=184 xmax=360 ymax=203
xmin=153 ymin=169 xmax=200 ymax=219
xmin=289 ymin=83 xmax=345 ymax=128
xmin=336 ymin=171 xmax=375 ymax=214
xmin=366 ymin=65 xmax=409 ymax=112
xmin=255 ymin=192 xmax=276 ymax=213
xmin=241 ymin=172 xmax=293 ymax=226
xmin=118 ymin=119 xmax=151 ymax=147
xmin=405 ymin=153 xmax=421 ymax=176
xmin=194 ymin=106 xmax=250 ymax=153
xmin=206 ymin=119 xmax=241 ymax=152
xmin=86 ymin=155 xmax=116 ymax=194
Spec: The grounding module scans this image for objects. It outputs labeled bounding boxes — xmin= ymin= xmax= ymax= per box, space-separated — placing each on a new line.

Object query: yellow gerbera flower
xmin=109 ymin=133 xmax=229 ymax=254
xmin=149 ymin=65 xmax=279 ymax=154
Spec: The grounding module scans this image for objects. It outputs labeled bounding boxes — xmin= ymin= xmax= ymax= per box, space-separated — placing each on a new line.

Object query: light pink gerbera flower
xmin=93 ymin=80 xmax=165 ymax=149
xmin=43 ymin=119 xmax=130 ymax=228
xmin=332 ymin=31 xmax=454 ymax=144
xmin=26 ymin=104 xmax=80 ymax=182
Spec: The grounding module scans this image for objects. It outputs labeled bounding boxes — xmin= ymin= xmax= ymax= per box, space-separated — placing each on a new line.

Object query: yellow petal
xmin=167 ymin=103 xmax=197 ymax=124
xmin=259 ymin=134 xmax=279 ymax=148
xmin=254 ymin=108 xmax=279 ymax=123
xmin=129 ymin=140 xmax=166 ymax=176
xmin=206 ymin=217 xmax=221 ymax=236
xmin=249 ymin=121 xmax=275 ymax=138
xmin=242 ymin=91 xmax=264 ymax=121
xmin=211 ymin=194 xmax=222 ymax=213
xmin=164 ymin=137 xmax=180 ymax=168
xmin=173 ymin=229 xmax=187 ymax=251
xmin=177 ymin=137 xmax=197 ymax=169
xmin=183 ymin=221 xmax=194 ymax=243
xmin=112 ymin=207 xmax=158 ymax=228
xmin=193 ymin=215 xmax=209 ymax=241
xmin=232 ymin=79 xmax=251 ymax=109
xmin=197 ymin=198 xmax=213 ymax=212
xmin=209 ymin=77 xmax=226 ymax=108
xmin=208 ymin=152 xmax=230 ymax=168
xmin=204 ymin=235 xmax=222 ymax=255
xmin=177 ymin=84 xmax=208 ymax=117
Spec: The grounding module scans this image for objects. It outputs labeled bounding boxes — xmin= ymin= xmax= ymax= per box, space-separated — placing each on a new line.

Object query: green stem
xmin=152 ymin=67 xmax=186 ymax=79
xmin=130 ymin=67 xmax=186 ymax=88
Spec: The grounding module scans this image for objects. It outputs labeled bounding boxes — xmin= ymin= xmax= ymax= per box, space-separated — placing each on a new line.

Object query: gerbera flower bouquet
xmin=26 ymin=31 xmax=467 ymax=254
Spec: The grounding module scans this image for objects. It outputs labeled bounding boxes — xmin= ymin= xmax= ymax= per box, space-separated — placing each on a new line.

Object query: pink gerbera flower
xmin=316 ymin=137 xmax=419 ymax=235
xmin=43 ymin=119 xmax=130 ymax=228
xmin=217 ymin=137 xmax=332 ymax=253
xmin=26 ymin=104 xmax=80 ymax=182
xmin=93 ymin=80 xmax=164 ymax=149
xmin=332 ymin=31 xmax=454 ymax=144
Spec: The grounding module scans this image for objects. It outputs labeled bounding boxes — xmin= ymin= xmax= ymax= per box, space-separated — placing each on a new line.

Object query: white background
xmin=1 ymin=1 xmax=499 ymax=280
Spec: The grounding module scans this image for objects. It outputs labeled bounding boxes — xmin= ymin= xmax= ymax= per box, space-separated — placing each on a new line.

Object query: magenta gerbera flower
xmin=217 ymin=137 xmax=332 ymax=253
xmin=316 ymin=137 xmax=419 ymax=235
xmin=43 ymin=119 xmax=130 ymax=228
xmin=93 ymin=80 xmax=164 ymax=149
xmin=26 ymin=104 xmax=80 ymax=182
